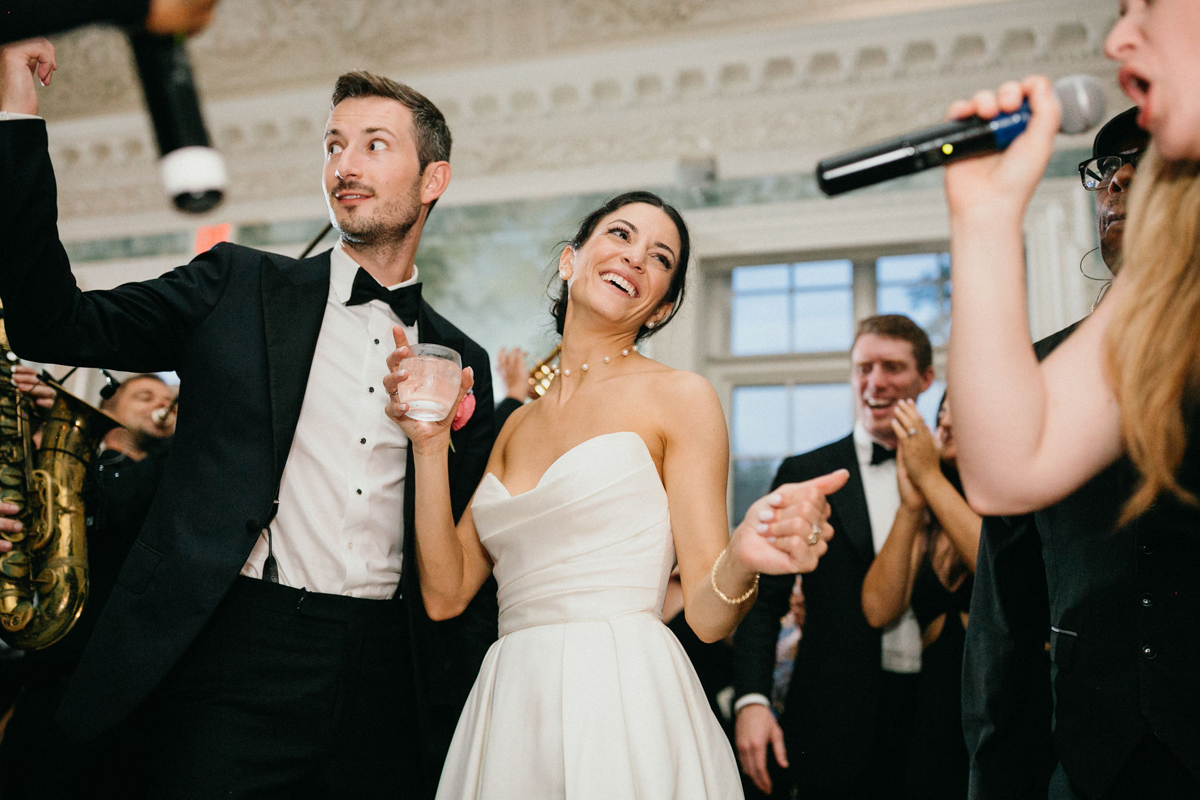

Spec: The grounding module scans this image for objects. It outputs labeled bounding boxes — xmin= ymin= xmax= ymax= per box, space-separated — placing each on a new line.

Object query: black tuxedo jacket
xmin=733 ymin=434 xmax=885 ymax=790
xmin=0 ymin=119 xmax=499 ymax=786
xmin=964 ymin=323 xmax=1200 ymax=798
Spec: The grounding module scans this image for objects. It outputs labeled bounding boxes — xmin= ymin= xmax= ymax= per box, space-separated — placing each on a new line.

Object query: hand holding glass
xmin=397 ymin=344 xmax=462 ymax=422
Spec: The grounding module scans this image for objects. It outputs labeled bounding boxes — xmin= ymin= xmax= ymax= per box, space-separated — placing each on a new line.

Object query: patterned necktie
xmin=870 ymin=441 xmax=896 ymax=465
xmin=345 ymin=267 xmax=421 ymax=326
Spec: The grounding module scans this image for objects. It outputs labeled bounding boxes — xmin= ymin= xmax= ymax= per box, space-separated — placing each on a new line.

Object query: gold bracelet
xmin=710 ymin=547 xmax=759 ymax=605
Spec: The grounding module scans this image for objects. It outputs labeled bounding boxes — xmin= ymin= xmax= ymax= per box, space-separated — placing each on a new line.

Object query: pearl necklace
xmin=554 ymin=345 xmax=636 ymax=378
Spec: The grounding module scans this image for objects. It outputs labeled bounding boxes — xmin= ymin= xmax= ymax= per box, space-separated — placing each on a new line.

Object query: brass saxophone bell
xmin=0 ymin=310 xmax=119 ymax=650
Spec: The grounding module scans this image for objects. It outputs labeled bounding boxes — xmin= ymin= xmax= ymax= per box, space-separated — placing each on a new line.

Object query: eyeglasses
xmin=1078 ymin=150 xmax=1143 ymax=191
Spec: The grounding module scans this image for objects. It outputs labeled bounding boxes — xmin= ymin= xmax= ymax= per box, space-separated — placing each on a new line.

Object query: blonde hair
xmin=1105 ymin=145 xmax=1200 ymax=523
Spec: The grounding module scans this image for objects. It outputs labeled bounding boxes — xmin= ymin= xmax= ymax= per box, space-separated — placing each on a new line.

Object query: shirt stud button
xmin=356 ymin=488 xmax=363 ymax=495
xmin=368 ymin=386 xmax=375 ymax=393
xmin=1142 ymin=645 xmax=1157 ymax=660
xmin=360 ymin=438 xmax=367 ymax=444
xmin=1141 ymin=594 xmax=1153 ymax=608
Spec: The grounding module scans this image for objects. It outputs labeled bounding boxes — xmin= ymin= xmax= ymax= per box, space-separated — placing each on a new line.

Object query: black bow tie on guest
xmin=870 ymin=442 xmax=896 ymax=466
xmin=345 ymin=267 xmax=421 ymax=326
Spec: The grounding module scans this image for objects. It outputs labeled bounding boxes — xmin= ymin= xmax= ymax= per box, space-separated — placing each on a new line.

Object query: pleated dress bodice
xmin=473 ymin=431 xmax=676 ymax=636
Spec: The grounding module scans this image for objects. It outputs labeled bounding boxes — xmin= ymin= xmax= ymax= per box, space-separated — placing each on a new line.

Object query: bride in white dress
xmin=384 ymin=191 xmax=850 ymax=799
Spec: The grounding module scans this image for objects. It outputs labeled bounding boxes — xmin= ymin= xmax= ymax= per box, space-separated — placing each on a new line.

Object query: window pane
xmin=792 ymin=259 xmax=852 ymax=289
xmin=732 ymin=264 xmax=790 ymax=292
xmin=732 ymin=385 xmax=789 ymax=457
xmin=791 ymin=383 xmax=854 ymax=455
xmin=918 ymin=379 xmax=947 ymax=430
xmin=876 ymin=252 xmax=951 ymax=346
xmin=876 ymin=253 xmax=942 ymax=283
xmin=877 ymin=284 xmax=941 ymax=330
xmin=793 ymin=289 xmax=853 ymax=353
xmin=732 ymin=294 xmax=789 ymax=355
xmin=732 ymin=458 xmax=784 ymax=527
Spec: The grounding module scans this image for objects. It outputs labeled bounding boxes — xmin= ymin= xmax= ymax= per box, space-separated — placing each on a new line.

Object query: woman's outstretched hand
xmin=943 ymin=75 xmax=1061 ymax=223
xmin=730 ymin=469 xmax=850 ymax=575
xmin=383 ymin=325 xmax=473 ymax=456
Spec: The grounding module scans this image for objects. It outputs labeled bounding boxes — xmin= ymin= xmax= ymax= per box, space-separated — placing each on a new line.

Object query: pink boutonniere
xmin=451 ymin=390 xmax=476 ymax=432
xmin=448 ymin=390 xmax=475 ymax=453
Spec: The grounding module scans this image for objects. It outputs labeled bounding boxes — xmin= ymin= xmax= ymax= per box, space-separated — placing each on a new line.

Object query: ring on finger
xmin=806 ymin=522 xmax=821 ymax=546
xmin=907 ymin=427 xmax=917 ymax=436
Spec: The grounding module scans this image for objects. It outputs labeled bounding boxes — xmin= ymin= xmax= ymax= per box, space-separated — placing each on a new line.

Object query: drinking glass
xmin=398 ymin=343 xmax=462 ymax=422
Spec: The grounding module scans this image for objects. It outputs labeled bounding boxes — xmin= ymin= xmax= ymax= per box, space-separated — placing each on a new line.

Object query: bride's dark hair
xmin=550 ymin=191 xmax=691 ymax=341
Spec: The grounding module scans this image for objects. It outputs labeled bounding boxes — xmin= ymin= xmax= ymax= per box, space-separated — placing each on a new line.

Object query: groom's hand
xmin=0 ymin=38 xmax=55 ymax=116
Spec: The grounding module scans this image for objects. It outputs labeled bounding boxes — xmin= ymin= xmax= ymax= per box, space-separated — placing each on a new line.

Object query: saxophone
xmin=526 ymin=344 xmax=561 ymax=398
xmin=0 ymin=309 xmax=118 ymax=650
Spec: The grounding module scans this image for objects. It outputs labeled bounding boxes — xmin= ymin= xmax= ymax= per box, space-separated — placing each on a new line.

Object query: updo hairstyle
xmin=550 ymin=191 xmax=691 ymax=341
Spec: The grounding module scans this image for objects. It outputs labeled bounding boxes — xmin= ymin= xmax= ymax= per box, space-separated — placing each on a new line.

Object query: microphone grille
xmin=1054 ymin=75 xmax=1107 ymax=135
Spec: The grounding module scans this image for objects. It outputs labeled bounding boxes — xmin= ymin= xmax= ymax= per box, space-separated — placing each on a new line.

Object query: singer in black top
xmin=0 ymin=40 xmax=497 ymax=800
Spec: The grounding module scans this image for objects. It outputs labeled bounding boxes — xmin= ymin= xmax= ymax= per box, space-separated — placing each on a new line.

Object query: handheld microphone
xmin=816 ymin=75 xmax=1107 ymax=197
xmin=127 ymin=31 xmax=227 ymax=214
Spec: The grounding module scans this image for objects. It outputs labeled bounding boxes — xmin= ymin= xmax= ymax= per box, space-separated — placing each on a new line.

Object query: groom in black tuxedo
xmin=734 ymin=314 xmax=934 ymax=800
xmin=0 ymin=39 xmax=496 ymax=799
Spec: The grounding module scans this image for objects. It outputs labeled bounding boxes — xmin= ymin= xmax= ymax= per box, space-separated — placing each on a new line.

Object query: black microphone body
xmin=127 ymin=32 xmax=227 ymax=213
xmin=817 ymin=75 xmax=1106 ymax=197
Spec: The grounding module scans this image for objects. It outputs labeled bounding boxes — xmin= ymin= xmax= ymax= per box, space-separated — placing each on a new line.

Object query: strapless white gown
xmin=434 ymin=431 xmax=743 ymax=799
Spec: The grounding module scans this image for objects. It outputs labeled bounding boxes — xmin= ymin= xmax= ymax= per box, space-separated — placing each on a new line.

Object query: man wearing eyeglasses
xmin=1079 ymin=107 xmax=1148 ymax=273
xmin=960 ymin=106 xmax=1196 ymax=800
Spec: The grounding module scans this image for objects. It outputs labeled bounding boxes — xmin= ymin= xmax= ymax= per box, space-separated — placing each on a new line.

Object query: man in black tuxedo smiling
xmin=734 ymin=314 xmax=935 ymax=800
xmin=0 ymin=38 xmax=497 ymax=799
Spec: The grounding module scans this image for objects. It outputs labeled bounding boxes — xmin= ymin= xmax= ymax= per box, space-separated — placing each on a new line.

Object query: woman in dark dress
xmin=861 ymin=394 xmax=981 ymax=800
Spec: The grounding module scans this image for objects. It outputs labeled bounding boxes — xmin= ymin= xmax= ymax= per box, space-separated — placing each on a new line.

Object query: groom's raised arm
xmin=0 ymin=38 xmax=231 ymax=373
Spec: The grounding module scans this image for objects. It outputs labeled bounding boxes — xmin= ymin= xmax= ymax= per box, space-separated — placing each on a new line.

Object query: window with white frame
xmin=707 ymin=247 xmax=951 ymax=524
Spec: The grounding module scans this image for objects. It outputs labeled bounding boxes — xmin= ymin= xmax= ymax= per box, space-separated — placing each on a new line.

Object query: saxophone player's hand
xmin=0 ymin=503 xmax=19 ymax=549
xmin=12 ymin=365 xmax=55 ymax=410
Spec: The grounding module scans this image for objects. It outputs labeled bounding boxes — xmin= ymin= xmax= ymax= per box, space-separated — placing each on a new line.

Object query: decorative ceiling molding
xmin=43 ymin=0 xmax=1012 ymax=120
xmin=48 ymin=0 xmax=1117 ymax=235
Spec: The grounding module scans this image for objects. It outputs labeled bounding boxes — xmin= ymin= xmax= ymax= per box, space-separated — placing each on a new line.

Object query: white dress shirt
xmin=240 ymin=242 xmax=419 ymax=599
xmin=853 ymin=422 xmax=922 ymax=674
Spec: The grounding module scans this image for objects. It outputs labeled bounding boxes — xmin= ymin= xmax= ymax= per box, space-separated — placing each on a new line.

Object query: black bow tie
xmin=870 ymin=442 xmax=896 ymax=466
xmin=345 ymin=268 xmax=421 ymax=326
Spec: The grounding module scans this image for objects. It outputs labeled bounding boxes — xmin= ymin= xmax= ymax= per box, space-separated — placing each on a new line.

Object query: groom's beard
xmin=331 ymin=177 xmax=423 ymax=251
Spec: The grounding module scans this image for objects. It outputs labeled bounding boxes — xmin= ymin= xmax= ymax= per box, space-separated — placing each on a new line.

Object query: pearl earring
xmin=646 ymin=320 xmax=656 ymax=329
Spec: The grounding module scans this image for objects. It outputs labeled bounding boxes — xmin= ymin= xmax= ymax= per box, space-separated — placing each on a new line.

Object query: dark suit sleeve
xmin=0 ymin=119 xmax=232 ymax=372
xmin=733 ymin=457 xmax=811 ymax=701
xmin=0 ymin=0 xmax=152 ymax=42
xmin=963 ymin=514 xmax=1055 ymax=799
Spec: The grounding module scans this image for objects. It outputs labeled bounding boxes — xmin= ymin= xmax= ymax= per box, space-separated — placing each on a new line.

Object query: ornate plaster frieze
xmin=43 ymin=0 xmax=1009 ymax=120
xmin=47 ymin=0 xmax=1117 ymax=234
